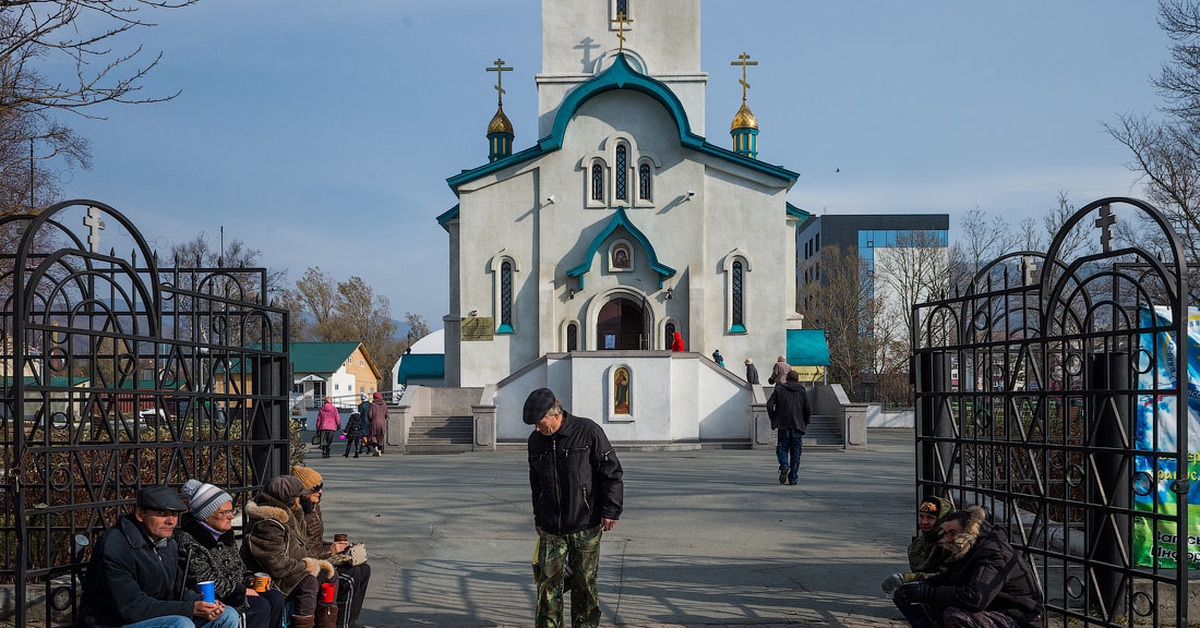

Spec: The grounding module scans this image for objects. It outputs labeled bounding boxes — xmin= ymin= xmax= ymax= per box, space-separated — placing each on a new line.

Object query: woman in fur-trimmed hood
xmin=896 ymin=505 xmax=1045 ymax=628
xmin=240 ymin=475 xmax=334 ymax=626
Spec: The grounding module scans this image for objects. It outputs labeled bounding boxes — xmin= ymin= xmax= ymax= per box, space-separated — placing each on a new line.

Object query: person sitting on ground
xmin=292 ymin=466 xmax=372 ymax=628
xmin=882 ymin=495 xmax=954 ymax=599
xmin=80 ymin=485 xmax=240 ymax=628
xmin=242 ymin=476 xmax=335 ymax=628
xmin=315 ymin=397 xmax=341 ymax=459
xmin=343 ymin=410 xmax=367 ymax=458
xmin=176 ymin=479 xmax=286 ymax=628
xmin=895 ymin=505 xmax=1046 ymax=628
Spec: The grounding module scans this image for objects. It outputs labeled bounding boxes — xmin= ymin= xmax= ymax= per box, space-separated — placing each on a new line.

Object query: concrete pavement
xmin=303 ymin=429 xmax=919 ymax=627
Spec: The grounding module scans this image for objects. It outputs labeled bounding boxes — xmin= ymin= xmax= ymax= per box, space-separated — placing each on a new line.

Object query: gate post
xmin=916 ymin=351 xmax=952 ymax=488
xmin=1088 ymin=351 xmax=1130 ymax=617
xmin=251 ymin=354 xmax=289 ymax=483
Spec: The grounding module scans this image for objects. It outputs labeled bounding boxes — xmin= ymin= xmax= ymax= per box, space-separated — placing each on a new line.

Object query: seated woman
xmin=241 ymin=476 xmax=334 ymax=628
xmin=292 ymin=466 xmax=372 ymax=628
xmin=177 ymin=480 xmax=286 ymax=628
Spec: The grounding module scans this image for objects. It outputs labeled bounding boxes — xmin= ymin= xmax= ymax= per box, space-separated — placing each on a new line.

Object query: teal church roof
xmin=787 ymin=329 xmax=831 ymax=366
xmin=444 ymin=53 xmax=799 ymax=202
xmin=566 ymin=208 xmax=675 ymax=288
xmin=396 ymin=354 xmax=445 ymax=386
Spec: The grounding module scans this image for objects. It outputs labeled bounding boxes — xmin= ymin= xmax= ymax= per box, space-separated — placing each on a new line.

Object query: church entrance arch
xmin=596 ymin=298 xmax=646 ymax=350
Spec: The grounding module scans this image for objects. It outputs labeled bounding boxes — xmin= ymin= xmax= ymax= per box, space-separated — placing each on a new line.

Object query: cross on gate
xmin=731 ymin=52 xmax=758 ymax=103
xmin=610 ymin=12 xmax=632 ymax=52
xmin=84 ymin=206 xmax=105 ymax=253
xmin=1020 ymin=255 xmax=1038 ymax=287
xmin=486 ymin=58 xmax=513 ymax=106
xmin=1094 ymin=204 xmax=1116 ymax=253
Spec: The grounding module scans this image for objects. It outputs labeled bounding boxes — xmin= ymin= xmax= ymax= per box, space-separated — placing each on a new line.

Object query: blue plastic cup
xmin=198 ymin=580 xmax=215 ymax=603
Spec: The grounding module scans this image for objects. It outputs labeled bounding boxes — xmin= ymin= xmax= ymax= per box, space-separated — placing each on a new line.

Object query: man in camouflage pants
xmin=525 ymin=388 xmax=624 ymax=628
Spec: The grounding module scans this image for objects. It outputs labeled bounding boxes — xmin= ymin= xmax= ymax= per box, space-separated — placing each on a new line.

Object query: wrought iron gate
xmin=0 ymin=200 xmax=290 ymax=626
xmin=913 ymin=197 xmax=1191 ymax=626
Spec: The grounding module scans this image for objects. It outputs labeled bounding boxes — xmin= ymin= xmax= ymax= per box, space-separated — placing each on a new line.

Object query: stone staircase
xmin=406 ymin=414 xmax=474 ymax=454
xmin=804 ymin=414 xmax=844 ymax=450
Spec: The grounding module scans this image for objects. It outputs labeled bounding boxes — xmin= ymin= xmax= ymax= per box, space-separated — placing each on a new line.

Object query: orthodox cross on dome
xmin=610 ymin=12 xmax=632 ymax=53
xmin=1094 ymin=204 xmax=1116 ymax=253
xmin=84 ymin=206 xmax=105 ymax=253
xmin=731 ymin=52 xmax=758 ymax=103
xmin=486 ymin=58 xmax=513 ymax=106
xmin=1020 ymin=255 xmax=1038 ymax=287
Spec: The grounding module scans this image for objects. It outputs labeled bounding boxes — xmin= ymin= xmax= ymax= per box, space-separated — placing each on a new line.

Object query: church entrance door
xmin=596 ymin=298 xmax=646 ymax=350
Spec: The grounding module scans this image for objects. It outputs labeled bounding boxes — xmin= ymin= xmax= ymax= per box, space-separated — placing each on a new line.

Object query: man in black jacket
xmin=896 ymin=505 xmax=1045 ymax=628
xmin=80 ymin=485 xmax=240 ymax=628
xmin=766 ymin=370 xmax=812 ymax=485
xmin=525 ymin=388 xmax=623 ymax=628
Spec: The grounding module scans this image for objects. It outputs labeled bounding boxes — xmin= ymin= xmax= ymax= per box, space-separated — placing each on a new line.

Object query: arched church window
xmin=638 ymin=163 xmax=651 ymax=201
xmin=500 ymin=260 xmax=513 ymax=332
xmin=616 ymin=0 xmax=629 ymax=18
xmin=732 ymin=261 xmax=744 ymax=331
xmin=664 ymin=322 xmax=676 ymax=350
xmin=592 ymin=164 xmax=604 ymax=201
xmin=615 ymin=145 xmax=628 ymax=201
xmin=567 ymin=323 xmax=578 ymax=352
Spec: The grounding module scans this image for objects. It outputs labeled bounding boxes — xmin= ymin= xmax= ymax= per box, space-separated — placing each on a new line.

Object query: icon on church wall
xmin=609 ymin=241 xmax=632 ymax=272
xmin=614 ymin=367 xmax=630 ymax=415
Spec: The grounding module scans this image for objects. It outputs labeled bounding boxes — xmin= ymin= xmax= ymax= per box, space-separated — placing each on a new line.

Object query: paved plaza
xmin=306 ymin=429 xmax=918 ymax=627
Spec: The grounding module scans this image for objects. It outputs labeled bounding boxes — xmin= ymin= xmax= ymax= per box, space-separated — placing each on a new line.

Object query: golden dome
xmin=488 ymin=105 xmax=514 ymax=135
xmin=730 ymin=102 xmax=758 ymax=131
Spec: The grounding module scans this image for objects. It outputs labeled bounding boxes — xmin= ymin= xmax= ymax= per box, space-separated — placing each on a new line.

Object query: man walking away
xmin=744 ymin=359 xmax=759 ymax=386
xmin=524 ymin=388 xmax=624 ymax=628
xmin=766 ymin=370 xmax=811 ymax=485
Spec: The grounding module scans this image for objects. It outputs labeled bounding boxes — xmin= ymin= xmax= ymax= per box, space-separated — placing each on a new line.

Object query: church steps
xmin=406 ymin=415 xmax=473 ymax=453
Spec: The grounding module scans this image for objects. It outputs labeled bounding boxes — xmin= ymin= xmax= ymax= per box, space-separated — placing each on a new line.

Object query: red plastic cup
xmin=319 ymin=582 xmax=336 ymax=603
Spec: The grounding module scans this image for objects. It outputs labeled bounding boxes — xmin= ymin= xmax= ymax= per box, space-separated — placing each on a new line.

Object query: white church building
xmin=414 ymin=0 xmax=812 ymax=447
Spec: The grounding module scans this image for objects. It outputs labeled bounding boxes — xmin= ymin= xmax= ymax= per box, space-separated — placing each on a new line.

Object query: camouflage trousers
xmin=536 ymin=525 xmax=603 ymax=628
xmin=942 ymin=607 xmax=1019 ymax=628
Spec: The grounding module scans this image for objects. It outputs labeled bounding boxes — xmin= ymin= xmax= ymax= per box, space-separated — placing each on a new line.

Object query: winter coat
xmin=302 ymin=501 xmax=334 ymax=560
xmin=905 ymin=495 xmax=954 ymax=582
xmin=770 ymin=359 xmax=791 ymax=384
xmin=174 ymin=513 xmax=251 ymax=612
xmin=316 ymin=403 xmax=341 ymax=432
xmin=745 ymin=363 xmax=760 ymax=385
xmin=766 ymin=381 xmax=812 ymax=432
xmin=344 ymin=412 xmax=367 ymax=437
xmin=528 ymin=412 xmax=624 ymax=536
xmin=357 ymin=400 xmax=372 ymax=425
xmin=241 ymin=493 xmax=333 ymax=595
xmin=927 ymin=506 xmax=1045 ymax=628
xmin=79 ymin=514 xmax=201 ymax=627
xmin=670 ymin=332 xmax=685 ymax=352
xmin=368 ymin=399 xmax=388 ymax=444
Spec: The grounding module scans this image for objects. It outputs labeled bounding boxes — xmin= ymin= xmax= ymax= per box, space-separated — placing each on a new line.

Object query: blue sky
xmin=55 ymin=1 xmax=1169 ymax=326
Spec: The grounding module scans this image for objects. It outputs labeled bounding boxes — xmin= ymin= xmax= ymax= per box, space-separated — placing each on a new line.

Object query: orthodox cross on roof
xmin=730 ymin=52 xmax=758 ymax=103
xmin=610 ymin=12 xmax=632 ymax=53
xmin=84 ymin=206 xmax=105 ymax=253
xmin=486 ymin=58 xmax=513 ymax=106
xmin=1094 ymin=204 xmax=1116 ymax=253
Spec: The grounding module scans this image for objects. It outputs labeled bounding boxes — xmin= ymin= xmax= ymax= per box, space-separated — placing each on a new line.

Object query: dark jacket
xmin=241 ymin=493 xmax=333 ymax=595
xmin=905 ymin=495 xmax=954 ymax=581
xmin=928 ymin=506 xmax=1045 ymax=628
xmin=745 ymin=363 xmax=759 ymax=385
xmin=174 ymin=513 xmax=251 ymax=612
xmin=302 ymin=501 xmax=334 ymax=559
xmin=344 ymin=412 xmax=367 ymax=437
xmin=79 ymin=514 xmax=201 ymax=627
xmin=356 ymin=400 xmax=372 ymax=423
xmin=766 ymin=381 xmax=812 ymax=432
xmin=528 ymin=412 xmax=624 ymax=535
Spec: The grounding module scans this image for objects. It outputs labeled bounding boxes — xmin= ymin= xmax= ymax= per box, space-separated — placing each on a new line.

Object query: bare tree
xmin=286 ymin=267 xmax=338 ymax=340
xmin=873 ymin=230 xmax=949 ymax=337
xmin=798 ymin=244 xmax=873 ymax=399
xmin=404 ymin=312 xmax=429 ymax=344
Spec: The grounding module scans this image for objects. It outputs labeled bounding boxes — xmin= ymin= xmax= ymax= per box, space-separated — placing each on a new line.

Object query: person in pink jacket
xmin=315 ymin=397 xmax=341 ymax=459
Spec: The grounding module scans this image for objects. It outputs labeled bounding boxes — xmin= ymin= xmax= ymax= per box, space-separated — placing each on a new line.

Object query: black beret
xmin=136 ymin=485 xmax=187 ymax=512
xmin=523 ymin=388 xmax=557 ymax=425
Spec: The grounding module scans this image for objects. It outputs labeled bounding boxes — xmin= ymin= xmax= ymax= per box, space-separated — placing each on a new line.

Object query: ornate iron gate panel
xmin=0 ymin=200 xmax=290 ymax=625
xmin=913 ymin=197 xmax=1190 ymax=626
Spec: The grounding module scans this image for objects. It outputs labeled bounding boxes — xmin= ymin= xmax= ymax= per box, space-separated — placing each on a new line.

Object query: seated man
xmin=882 ymin=495 xmax=953 ymax=596
xmin=896 ymin=505 xmax=1045 ymax=628
xmin=80 ymin=485 xmax=240 ymax=628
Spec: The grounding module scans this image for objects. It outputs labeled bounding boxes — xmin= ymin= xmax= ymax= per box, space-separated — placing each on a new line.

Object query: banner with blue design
xmin=1133 ymin=306 xmax=1200 ymax=568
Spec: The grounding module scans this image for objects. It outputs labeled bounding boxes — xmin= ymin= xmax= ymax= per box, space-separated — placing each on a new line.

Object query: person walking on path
xmin=895 ymin=505 xmax=1045 ymax=628
xmin=293 ymin=466 xmax=373 ymax=628
xmin=766 ymin=370 xmax=811 ymax=485
xmin=79 ymin=485 xmax=240 ymax=628
xmin=343 ymin=410 xmax=367 ymax=458
xmin=744 ymin=358 xmax=759 ymax=386
xmin=356 ymin=394 xmax=372 ymax=429
xmin=712 ymin=349 xmax=725 ymax=368
xmin=524 ymin=388 xmax=624 ymax=628
xmin=316 ymin=398 xmax=341 ymax=459
xmin=366 ymin=392 xmax=388 ymax=456
xmin=769 ymin=355 xmax=791 ymax=386
xmin=176 ymin=480 xmax=286 ymax=628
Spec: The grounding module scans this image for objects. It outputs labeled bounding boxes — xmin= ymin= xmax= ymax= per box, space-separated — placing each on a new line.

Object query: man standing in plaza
xmin=766 ymin=370 xmax=812 ymax=485
xmin=524 ymin=388 xmax=624 ymax=628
